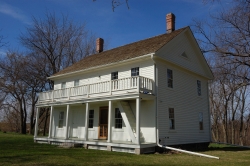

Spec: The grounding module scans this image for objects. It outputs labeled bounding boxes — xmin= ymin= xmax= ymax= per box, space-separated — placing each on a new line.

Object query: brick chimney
xmin=96 ymin=38 xmax=104 ymax=53
xmin=166 ymin=13 xmax=175 ymax=33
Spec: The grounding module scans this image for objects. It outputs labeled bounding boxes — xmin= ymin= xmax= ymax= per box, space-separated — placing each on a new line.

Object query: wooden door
xmin=99 ymin=107 xmax=108 ymax=139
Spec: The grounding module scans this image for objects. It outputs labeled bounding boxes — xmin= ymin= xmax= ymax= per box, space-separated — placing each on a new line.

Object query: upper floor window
xmin=197 ymin=80 xmax=201 ymax=96
xmin=169 ymin=108 xmax=175 ymax=130
xmin=61 ymin=82 xmax=66 ymax=89
xmin=199 ymin=112 xmax=203 ymax=130
xmin=131 ymin=67 xmax=139 ymax=76
xmin=74 ymin=79 xmax=79 ymax=87
xmin=167 ymin=69 xmax=173 ymax=88
xmin=115 ymin=108 xmax=123 ymax=129
xmin=58 ymin=111 xmax=64 ymax=128
xmin=88 ymin=110 xmax=94 ymax=128
xmin=111 ymin=71 xmax=118 ymax=80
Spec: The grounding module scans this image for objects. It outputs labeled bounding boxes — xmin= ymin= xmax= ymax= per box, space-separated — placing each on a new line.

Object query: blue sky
xmin=0 ymin=0 xmax=226 ymax=54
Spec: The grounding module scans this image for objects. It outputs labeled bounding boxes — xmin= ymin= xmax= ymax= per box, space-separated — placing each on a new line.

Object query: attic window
xmin=181 ymin=52 xmax=188 ymax=58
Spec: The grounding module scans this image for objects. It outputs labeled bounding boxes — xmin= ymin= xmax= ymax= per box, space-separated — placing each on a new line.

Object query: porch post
xmin=65 ymin=105 xmax=69 ymax=139
xmin=34 ymin=107 xmax=40 ymax=138
xmin=84 ymin=102 xmax=89 ymax=141
xmin=48 ymin=106 xmax=54 ymax=138
xmin=136 ymin=97 xmax=141 ymax=144
xmin=107 ymin=100 xmax=112 ymax=143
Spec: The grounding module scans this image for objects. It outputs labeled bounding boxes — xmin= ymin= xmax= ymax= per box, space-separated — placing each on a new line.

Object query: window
xmin=199 ymin=112 xmax=203 ymax=130
xmin=61 ymin=82 xmax=66 ymax=89
xmin=169 ymin=108 xmax=175 ymax=130
xmin=131 ymin=67 xmax=139 ymax=76
xmin=88 ymin=110 xmax=94 ymax=128
xmin=58 ymin=111 xmax=64 ymax=128
xmin=115 ymin=108 xmax=122 ymax=129
xmin=197 ymin=80 xmax=201 ymax=96
xmin=74 ymin=79 xmax=79 ymax=87
xmin=111 ymin=72 xmax=118 ymax=89
xmin=111 ymin=71 xmax=118 ymax=80
xmin=167 ymin=69 xmax=173 ymax=88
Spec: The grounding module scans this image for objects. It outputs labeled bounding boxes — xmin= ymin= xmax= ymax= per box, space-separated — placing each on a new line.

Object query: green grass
xmin=0 ymin=132 xmax=249 ymax=166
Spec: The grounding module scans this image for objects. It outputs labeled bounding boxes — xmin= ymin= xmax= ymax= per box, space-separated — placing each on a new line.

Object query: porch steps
xmin=120 ymin=101 xmax=145 ymax=143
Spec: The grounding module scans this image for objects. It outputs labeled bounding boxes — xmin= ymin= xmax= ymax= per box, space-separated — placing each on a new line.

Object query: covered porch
xmin=34 ymin=95 xmax=156 ymax=154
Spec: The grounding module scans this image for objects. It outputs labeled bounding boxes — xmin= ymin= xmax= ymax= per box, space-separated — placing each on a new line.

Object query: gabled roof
xmin=52 ymin=27 xmax=187 ymax=77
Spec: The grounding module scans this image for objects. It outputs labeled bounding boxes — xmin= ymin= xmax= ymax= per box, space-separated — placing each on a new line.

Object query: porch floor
xmin=34 ymin=136 xmax=156 ymax=153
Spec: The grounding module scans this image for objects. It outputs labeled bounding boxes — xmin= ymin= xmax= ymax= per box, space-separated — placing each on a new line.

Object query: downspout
xmin=151 ymin=54 xmax=219 ymax=160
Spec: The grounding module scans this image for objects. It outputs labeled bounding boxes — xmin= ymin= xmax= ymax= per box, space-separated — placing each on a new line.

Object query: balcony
xmin=38 ymin=76 xmax=154 ymax=104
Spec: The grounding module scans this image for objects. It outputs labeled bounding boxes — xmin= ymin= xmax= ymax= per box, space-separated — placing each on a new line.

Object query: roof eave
xmin=48 ymin=52 xmax=155 ymax=80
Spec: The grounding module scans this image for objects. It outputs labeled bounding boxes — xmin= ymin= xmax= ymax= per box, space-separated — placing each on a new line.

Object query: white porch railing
xmin=38 ymin=76 xmax=153 ymax=103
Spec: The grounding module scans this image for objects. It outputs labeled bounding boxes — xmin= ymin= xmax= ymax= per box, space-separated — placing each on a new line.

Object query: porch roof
xmin=51 ymin=27 xmax=187 ymax=78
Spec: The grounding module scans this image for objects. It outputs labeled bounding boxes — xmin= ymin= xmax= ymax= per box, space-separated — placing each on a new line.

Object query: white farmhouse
xmin=34 ymin=13 xmax=213 ymax=154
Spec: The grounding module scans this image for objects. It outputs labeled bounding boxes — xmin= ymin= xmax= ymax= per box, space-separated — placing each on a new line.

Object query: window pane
xmin=131 ymin=67 xmax=139 ymax=76
xmin=115 ymin=108 xmax=122 ymax=129
xmin=199 ymin=112 xmax=203 ymax=130
xmin=169 ymin=108 xmax=175 ymax=129
xmin=197 ymin=80 xmax=201 ymax=96
xmin=59 ymin=112 xmax=64 ymax=120
xmin=111 ymin=72 xmax=118 ymax=80
xmin=169 ymin=119 xmax=175 ymax=129
xmin=89 ymin=119 xmax=93 ymax=128
xmin=61 ymin=82 xmax=66 ymax=89
xmin=74 ymin=79 xmax=79 ymax=87
xmin=88 ymin=110 xmax=94 ymax=128
xmin=167 ymin=69 xmax=173 ymax=88
xmin=59 ymin=120 xmax=63 ymax=128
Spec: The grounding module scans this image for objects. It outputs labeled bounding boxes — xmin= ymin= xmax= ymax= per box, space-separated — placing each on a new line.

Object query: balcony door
xmin=99 ymin=107 xmax=108 ymax=139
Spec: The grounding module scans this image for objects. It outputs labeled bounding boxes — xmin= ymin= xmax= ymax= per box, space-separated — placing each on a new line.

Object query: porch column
xmin=84 ymin=102 xmax=89 ymax=141
xmin=34 ymin=107 xmax=40 ymax=138
xmin=107 ymin=100 xmax=112 ymax=143
xmin=48 ymin=106 xmax=54 ymax=138
xmin=136 ymin=97 xmax=141 ymax=144
xmin=65 ymin=105 xmax=70 ymax=139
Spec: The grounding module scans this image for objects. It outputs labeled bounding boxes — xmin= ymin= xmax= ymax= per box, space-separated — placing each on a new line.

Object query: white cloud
xmin=0 ymin=2 xmax=30 ymax=24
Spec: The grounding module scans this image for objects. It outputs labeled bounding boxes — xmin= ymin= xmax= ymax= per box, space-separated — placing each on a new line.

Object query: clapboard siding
xmin=156 ymin=31 xmax=209 ymax=79
xmin=53 ymin=59 xmax=154 ymax=90
xmin=157 ymin=60 xmax=210 ymax=145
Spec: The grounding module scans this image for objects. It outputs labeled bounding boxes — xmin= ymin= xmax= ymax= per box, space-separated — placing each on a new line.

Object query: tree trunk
xmin=43 ymin=108 xmax=49 ymax=136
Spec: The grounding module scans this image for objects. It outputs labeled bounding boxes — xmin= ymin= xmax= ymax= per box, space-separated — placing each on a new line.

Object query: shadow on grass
xmin=207 ymin=146 xmax=250 ymax=152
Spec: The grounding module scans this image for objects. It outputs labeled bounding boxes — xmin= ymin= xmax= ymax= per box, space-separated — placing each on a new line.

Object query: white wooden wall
xmin=53 ymin=59 xmax=154 ymax=90
xmin=51 ymin=100 xmax=156 ymax=142
xmin=156 ymin=59 xmax=210 ymax=145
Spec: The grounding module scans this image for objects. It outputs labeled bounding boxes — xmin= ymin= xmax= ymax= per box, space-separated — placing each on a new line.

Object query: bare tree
xmin=93 ymin=0 xmax=129 ymax=11
xmin=20 ymin=12 xmax=96 ymax=80
xmin=209 ymin=56 xmax=250 ymax=145
xmin=0 ymin=52 xmax=29 ymax=134
xmin=194 ymin=0 xmax=250 ymax=78
xmin=193 ymin=0 xmax=250 ymax=145
xmin=18 ymin=12 xmax=96 ymax=135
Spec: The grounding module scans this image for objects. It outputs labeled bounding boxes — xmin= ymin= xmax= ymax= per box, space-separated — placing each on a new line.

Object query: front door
xmin=99 ymin=107 xmax=108 ymax=139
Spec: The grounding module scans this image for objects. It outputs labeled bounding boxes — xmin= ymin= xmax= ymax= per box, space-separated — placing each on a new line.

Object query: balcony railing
xmin=38 ymin=76 xmax=153 ymax=103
